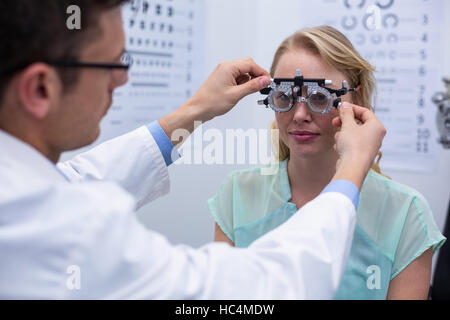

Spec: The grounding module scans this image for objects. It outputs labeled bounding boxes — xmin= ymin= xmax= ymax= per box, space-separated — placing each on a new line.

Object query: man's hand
xmin=159 ymin=58 xmax=271 ymax=146
xmin=331 ymin=102 xmax=386 ymax=190
xmin=185 ymin=57 xmax=271 ymax=122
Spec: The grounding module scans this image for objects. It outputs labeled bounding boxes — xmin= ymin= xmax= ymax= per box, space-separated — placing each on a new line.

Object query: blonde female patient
xmin=208 ymin=26 xmax=446 ymax=300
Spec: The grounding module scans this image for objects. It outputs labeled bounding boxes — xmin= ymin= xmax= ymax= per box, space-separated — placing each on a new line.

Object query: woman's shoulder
xmin=362 ymin=170 xmax=429 ymax=205
xmin=357 ymin=170 xmax=441 ymax=261
xmin=362 ymin=171 xmax=446 ymax=278
xmin=360 ymin=170 xmax=433 ymax=224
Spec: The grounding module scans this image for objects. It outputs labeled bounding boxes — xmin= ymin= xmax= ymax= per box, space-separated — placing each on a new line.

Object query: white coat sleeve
xmin=66 ymin=191 xmax=356 ymax=300
xmin=57 ymin=126 xmax=170 ymax=208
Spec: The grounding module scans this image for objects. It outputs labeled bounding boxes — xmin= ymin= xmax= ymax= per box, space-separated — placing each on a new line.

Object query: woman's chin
xmin=289 ymin=144 xmax=321 ymax=158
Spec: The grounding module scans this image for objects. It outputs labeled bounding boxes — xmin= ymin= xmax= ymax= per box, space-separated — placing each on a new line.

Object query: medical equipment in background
xmin=257 ymin=69 xmax=356 ymax=114
xmin=432 ymin=78 xmax=450 ymax=149
xmin=430 ymin=77 xmax=450 ymax=300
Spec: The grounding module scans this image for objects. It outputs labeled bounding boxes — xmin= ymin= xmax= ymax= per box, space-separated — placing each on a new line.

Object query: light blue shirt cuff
xmin=321 ymin=180 xmax=360 ymax=209
xmin=146 ymin=121 xmax=180 ymax=166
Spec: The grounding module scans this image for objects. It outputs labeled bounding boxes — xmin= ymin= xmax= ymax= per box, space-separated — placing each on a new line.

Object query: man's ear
xmin=17 ymin=63 xmax=62 ymax=119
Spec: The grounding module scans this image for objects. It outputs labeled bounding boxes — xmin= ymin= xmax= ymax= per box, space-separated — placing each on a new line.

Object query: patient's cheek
xmin=317 ymin=114 xmax=339 ymax=147
xmin=316 ymin=113 xmax=336 ymax=132
xmin=275 ymin=115 xmax=290 ymax=134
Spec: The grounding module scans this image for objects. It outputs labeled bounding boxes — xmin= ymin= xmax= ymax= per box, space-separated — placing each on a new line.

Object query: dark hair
xmin=0 ymin=0 xmax=128 ymax=103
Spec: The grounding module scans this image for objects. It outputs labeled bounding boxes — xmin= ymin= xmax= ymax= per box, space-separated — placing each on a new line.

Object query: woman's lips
xmin=289 ymin=131 xmax=320 ymax=143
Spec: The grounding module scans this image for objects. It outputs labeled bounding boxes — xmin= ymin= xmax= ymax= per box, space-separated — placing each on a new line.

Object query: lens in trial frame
xmin=272 ymin=90 xmax=293 ymax=111
xmin=308 ymin=91 xmax=331 ymax=112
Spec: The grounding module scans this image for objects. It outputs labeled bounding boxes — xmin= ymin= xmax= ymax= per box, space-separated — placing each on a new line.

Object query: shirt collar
xmin=278 ymin=159 xmax=292 ymax=202
xmin=0 ymin=129 xmax=69 ymax=183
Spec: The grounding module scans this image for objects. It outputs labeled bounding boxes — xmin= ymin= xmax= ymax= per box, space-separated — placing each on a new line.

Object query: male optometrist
xmin=0 ymin=1 xmax=386 ymax=299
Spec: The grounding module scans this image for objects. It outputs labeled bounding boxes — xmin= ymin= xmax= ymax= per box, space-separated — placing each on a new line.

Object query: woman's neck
xmin=287 ymin=150 xmax=339 ymax=204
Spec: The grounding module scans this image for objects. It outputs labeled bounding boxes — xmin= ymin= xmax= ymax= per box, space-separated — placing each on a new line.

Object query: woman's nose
xmin=292 ymin=100 xmax=312 ymax=123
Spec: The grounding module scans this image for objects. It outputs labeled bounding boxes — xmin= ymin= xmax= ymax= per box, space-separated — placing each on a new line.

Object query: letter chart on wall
xmin=98 ymin=0 xmax=205 ymax=143
xmin=298 ymin=0 xmax=445 ymax=172
xmin=275 ymin=0 xmax=445 ymax=173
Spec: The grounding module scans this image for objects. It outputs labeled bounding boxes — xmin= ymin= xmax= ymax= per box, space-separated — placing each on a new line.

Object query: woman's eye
xmin=276 ymin=93 xmax=290 ymax=101
xmin=313 ymin=93 xmax=327 ymax=101
xmin=310 ymin=92 xmax=330 ymax=110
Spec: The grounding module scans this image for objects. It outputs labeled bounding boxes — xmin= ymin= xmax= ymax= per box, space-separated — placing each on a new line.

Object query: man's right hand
xmin=331 ymin=102 xmax=387 ymax=190
xmin=159 ymin=58 xmax=270 ymax=147
xmin=183 ymin=57 xmax=271 ymax=122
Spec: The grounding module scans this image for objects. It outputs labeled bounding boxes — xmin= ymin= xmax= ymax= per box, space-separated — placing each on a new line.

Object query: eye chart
xmin=99 ymin=0 xmax=205 ymax=141
xmin=301 ymin=0 xmax=445 ymax=172
xmin=258 ymin=0 xmax=444 ymax=173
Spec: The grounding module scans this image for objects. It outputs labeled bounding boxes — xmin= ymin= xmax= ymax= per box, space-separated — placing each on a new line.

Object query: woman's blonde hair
xmin=270 ymin=25 xmax=385 ymax=176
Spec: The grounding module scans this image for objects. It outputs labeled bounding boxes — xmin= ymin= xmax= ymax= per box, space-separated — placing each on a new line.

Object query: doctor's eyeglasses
xmin=0 ymin=51 xmax=134 ymax=86
xmin=258 ymin=69 xmax=356 ymax=115
xmin=44 ymin=51 xmax=134 ymax=86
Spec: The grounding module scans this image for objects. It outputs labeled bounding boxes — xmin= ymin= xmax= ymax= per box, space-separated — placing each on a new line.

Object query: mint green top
xmin=208 ymin=160 xmax=446 ymax=299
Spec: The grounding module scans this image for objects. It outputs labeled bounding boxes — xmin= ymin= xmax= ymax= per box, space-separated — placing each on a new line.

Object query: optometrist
xmin=0 ymin=3 xmax=386 ymax=300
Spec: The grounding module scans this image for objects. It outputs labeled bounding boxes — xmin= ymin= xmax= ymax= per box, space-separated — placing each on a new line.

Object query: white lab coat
xmin=0 ymin=126 xmax=356 ymax=299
